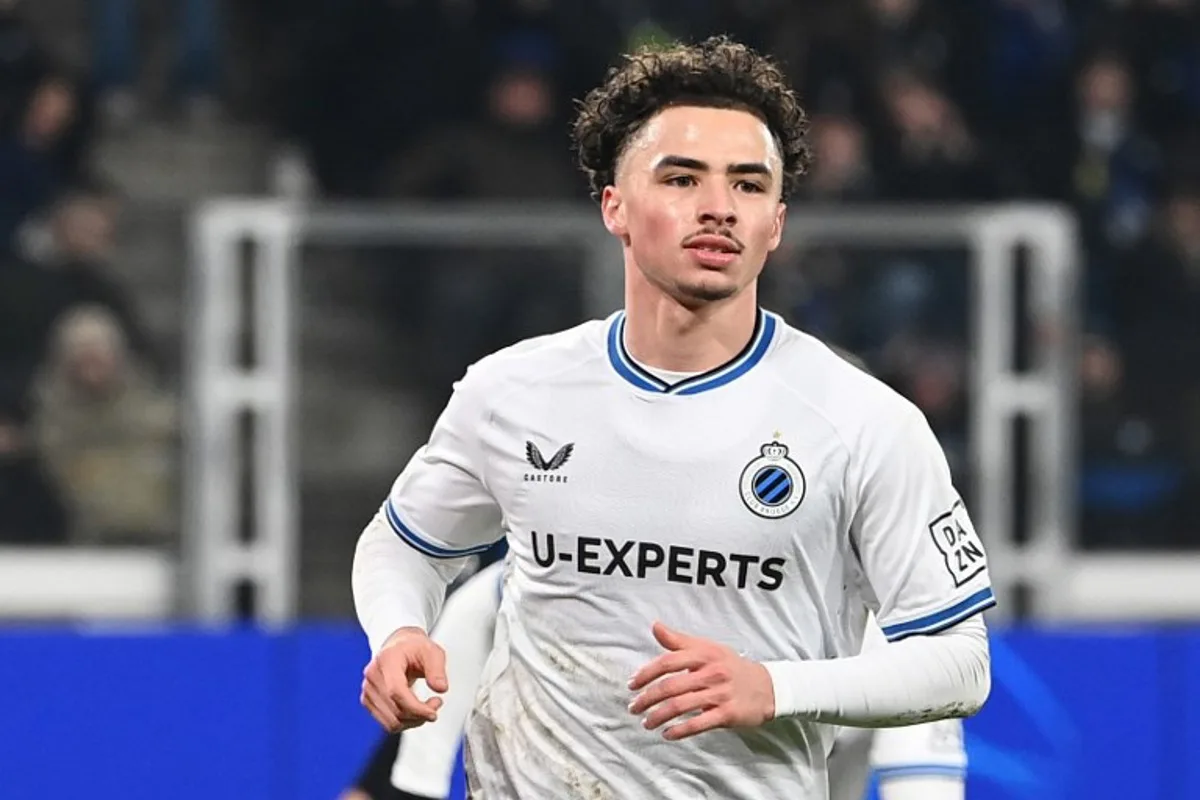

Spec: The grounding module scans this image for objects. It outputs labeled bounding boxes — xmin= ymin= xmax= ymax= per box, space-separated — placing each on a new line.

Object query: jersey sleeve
xmin=849 ymin=406 xmax=995 ymax=642
xmin=385 ymin=366 xmax=505 ymax=559
xmin=860 ymin=613 xmax=968 ymax=779
xmin=391 ymin=561 xmax=504 ymax=797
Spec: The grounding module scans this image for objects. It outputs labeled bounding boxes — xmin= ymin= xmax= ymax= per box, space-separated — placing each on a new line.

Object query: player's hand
xmin=628 ymin=622 xmax=775 ymax=741
xmin=360 ymin=627 xmax=449 ymax=733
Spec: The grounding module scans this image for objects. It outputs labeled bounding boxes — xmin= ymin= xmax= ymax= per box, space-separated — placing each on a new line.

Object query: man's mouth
xmin=684 ymin=234 xmax=742 ymax=254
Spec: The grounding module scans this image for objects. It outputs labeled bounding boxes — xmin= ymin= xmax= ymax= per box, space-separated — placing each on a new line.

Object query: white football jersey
xmin=392 ymin=561 xmax=966 ymax=800
xmin=384 ymin=309 xmax=995 ymax=800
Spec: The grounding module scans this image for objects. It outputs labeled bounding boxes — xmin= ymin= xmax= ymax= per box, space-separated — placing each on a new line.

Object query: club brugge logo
xmin=739 ymin=442 xmax=805 ymax=519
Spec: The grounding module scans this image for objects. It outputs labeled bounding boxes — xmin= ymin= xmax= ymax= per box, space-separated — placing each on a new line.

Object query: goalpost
xmin=184 ymin=200 xmax=1199 ymax=626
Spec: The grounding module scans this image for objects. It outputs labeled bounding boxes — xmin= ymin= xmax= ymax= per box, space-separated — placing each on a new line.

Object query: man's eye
xmin=666 ymin=175 xmax=696 ymax=187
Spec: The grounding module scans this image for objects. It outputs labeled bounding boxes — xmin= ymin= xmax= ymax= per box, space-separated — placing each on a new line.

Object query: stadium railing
xmin=10 ymin=200 xmax=1200 ymax=624
xmin=185 ymin=200 xmax=1094 ymax=625
xmin=9 ymin=201 xmax=1200 ymax=624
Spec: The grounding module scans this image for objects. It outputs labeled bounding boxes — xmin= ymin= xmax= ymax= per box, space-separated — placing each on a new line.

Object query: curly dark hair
xmin=572 ymin=36 xmax=811 ymax=201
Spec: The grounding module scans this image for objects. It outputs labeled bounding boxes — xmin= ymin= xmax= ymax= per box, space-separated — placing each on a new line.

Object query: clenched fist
xmin=360 ymin=627 xmax=449 ymax=733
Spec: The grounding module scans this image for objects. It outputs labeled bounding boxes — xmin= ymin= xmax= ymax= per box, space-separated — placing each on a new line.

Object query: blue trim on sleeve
xmin=881 ymin=587 xmax=997 ymax=642
xmin=384 ymin=500 xmax=496 ymax=560
xmin=875 ymin=764 xmax=966 ymax=781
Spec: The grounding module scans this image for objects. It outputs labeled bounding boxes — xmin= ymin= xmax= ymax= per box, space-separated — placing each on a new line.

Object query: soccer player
xmin=353 ymin=35 xmax=994 ymax=798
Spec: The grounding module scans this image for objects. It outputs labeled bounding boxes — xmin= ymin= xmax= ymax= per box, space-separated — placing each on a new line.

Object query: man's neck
xmin=622 ymin=278 xmax=760 ymax=374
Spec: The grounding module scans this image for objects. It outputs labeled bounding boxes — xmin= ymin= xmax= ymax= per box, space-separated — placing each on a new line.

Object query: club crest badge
xmin=739 ymin=441 xmax=806 ymax=519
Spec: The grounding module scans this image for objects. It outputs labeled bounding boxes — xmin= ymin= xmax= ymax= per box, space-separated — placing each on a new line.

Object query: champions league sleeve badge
xmin=739 ymin=442 xmax=806 ymax=519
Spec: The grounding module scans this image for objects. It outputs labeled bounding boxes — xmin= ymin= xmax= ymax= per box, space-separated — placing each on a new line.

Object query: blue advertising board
xmin=0 ymin=625 xmax=1195 ymax=800
xmin=1184 ymin=633 xmax=1200 ymax=799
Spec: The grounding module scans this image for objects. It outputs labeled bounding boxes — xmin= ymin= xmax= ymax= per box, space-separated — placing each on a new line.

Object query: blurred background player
xmin=341 ymin=558 xmax=968 ymax=800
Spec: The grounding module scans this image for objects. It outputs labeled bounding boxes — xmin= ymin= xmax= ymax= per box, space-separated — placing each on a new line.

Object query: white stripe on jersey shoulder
xmin=606 ymin=308 xmax=781 ymax=395
xmin=880 ymin=587 xmax=996 ymax=642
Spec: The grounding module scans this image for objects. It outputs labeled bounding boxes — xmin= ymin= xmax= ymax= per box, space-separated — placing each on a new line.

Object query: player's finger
xmin=419 ymin=642 xmax=450 ymax=694
xmin=362 ymin=661 xmax=389 ymax=694
xmin=628 ymin=650 xmax=708 ymax=690
xmin=662 ymin=707 xmax=729 ymax=741
xmin=361 ymin=676 xmax=401 ymax=716
xmin=389 ymin=681 xmax=440 ymax=723
xmin=361 ymin=683 xmax=403 ymax=731
xmin=628 ymin=671 xmax=709 ymax=715
xmin=641 ymin=687 xmax=721 ymax=731
xmin=651 ymin=621 xmax=695 ymax=652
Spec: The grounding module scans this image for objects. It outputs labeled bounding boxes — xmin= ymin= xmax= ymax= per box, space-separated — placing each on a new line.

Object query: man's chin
xmin=674 ymin=278 xmax=740 ymax=305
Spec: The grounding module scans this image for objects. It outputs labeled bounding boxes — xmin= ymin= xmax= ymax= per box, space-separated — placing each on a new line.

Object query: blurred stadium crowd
xmin=1 ymin=0 xmax=1198 ymax=555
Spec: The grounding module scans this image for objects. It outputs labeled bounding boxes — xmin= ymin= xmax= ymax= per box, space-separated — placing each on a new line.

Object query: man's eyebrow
xmin=653 ymin=155 xmax=708 ymax=171
xmin=727 ymin=162 xmax=772 ymax=177
xmin=652 ymin=155 xmax=772 ymax=177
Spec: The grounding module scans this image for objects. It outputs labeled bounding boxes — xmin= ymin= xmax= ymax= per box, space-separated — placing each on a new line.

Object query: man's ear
xmin=767 ymin=201 xmax=786 ymax=252
xmin=601 ymin=185 xmax=628 ymax=239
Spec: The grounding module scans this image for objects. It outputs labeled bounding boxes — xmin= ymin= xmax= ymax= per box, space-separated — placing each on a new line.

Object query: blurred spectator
xmin=0 ymin=74 xmax=84 ymax=253
xmin=33 ymin=306 xmax=176 ymax=546
xmin=384 ymin=33 xmax=578 ymax=201
xmin=978 ymin=0 xmax=1077 ymax=136
xmin=863 ymin=0 xmax=966 ymax=90
xmin=800 ymin=112 xmax=877 ymax=203
xmin=30 ymin=188 xmax=158 ymax=369
xmin=91 ymin=0 xmax=221 ymax=125
xmin=470 ymin=0 xmax=624 ymax=115
xmin=379 ymin=31 xmax=584 ymax=389
xmin=1112 ymin=187 xmax=1200 ymax=454
xmin=0 ymin=409 xmax=67 ymax=543
xmin=874 ymin=66 xmax=999 ymax=201
xmin=0 ymin=187 xmax=155 ymax=419
xmin=1069 ymin=52 xmax=1159 ymax=256
xmin=0 ymin=0 xmax=51 ymax=134
xmin=1078 ymin=185 xmax=1200 ymax=546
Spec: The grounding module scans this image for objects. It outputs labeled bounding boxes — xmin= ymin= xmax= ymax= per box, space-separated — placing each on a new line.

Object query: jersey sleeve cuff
xmin=763 ymin=659 xmax=808 ymax=718
xmin=384 ymin=499 xmax=497 ymax=559
xmin=879 ymin=587 xmax=996 ymax=642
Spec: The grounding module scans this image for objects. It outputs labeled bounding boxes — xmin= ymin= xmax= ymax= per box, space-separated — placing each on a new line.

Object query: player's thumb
xmin=421 ymin=642 xmax=449 ymax=694
xmin=652 ymin=621 xmax=689 ymax=650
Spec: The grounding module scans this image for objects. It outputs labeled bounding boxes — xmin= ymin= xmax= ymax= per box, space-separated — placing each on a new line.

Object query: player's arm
xmin=861 ymin=619 xmax=968 ymax=800
xmin=764 ymin=406 xmax=994 ymax=728
xmin=352 ymin=365 xmax=504 ymax=652
xmin=352 ymin=366 xmax=504 ymax=732
xmin=390 ymin=561 xmax=504 ymax=799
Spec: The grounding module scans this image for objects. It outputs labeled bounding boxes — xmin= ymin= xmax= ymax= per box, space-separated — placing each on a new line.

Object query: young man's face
xmin=601 ymin=105 xmax=786 ymax=306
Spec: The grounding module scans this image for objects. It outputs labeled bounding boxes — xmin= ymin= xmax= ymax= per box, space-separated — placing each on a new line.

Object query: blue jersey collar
xmin=606 ymin=308 xmax=777 ymax=396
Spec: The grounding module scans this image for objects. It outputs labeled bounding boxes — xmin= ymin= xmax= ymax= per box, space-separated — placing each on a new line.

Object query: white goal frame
xmin=181 ymin=200 xmax=1200 ymax=626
